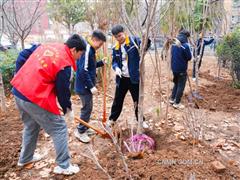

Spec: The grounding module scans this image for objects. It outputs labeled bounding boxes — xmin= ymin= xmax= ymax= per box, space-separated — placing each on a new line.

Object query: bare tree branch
xmin=101 ymin=123 xmax=132 ymax=180
xmin=2 ymin=0 xmax=44 ymax=48
xmin=80 ymin=145 xmax=112 ymax=180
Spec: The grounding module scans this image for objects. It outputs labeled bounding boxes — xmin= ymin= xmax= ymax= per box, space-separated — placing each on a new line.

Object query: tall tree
xmin=48 ymin=0 xmax=86 ymax=34
xmin=0 ymin=0 xmax=4 ymax=44
xmin=116 ymin=0 xmax=171 ymax=133
xmin=2 ymin=0 xmax=44 ymax=49
xmin=85 ymin=1 xmax=121 ymax=31
xmin=3 ymin=10 xmax=19 ymax=47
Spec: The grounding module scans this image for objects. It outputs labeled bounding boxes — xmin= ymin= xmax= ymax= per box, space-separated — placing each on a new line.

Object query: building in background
xmin=224 ymin=0 xmax=240 ymax=32
xmin=230 ymin=0 xmax=240 ymax=30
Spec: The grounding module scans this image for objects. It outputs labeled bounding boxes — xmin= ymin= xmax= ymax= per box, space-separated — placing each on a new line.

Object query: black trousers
xmin=109 ymin=77 xmax=139 ymax=121
xmin=171 ymin=72 xmax=187 ymax=104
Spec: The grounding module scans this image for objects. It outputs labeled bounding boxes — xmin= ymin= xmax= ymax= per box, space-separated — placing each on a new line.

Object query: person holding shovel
xmin=11 ymin=34 xmax=86 ymax=175
xmin=170 ymin=29 xmax=192 ymax=109
xmin=192 ymin=32 xmax=214 ymax=81
xmin=74 ymin=30 xmax=107 ymax=143
xmin=106 ymin=24 xmax=151 ymax=129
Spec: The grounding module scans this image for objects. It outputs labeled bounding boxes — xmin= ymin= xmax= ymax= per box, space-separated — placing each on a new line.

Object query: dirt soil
xmin=197 ymin=73 xmax=240 ymax=113
xmin=1 ymin=54 xmax=240 ymax=179
xmin=0 ymin=104 xmax=22 ymax=178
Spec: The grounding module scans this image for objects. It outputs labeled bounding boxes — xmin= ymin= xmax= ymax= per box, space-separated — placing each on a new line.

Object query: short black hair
xmin=179 ymin=29 xmax=190 ymax=37
xmin=111 ymin=24 xmax=125 ymax=36
xmin=65 ymin=34 xmax=86 ymax=52
xmin=92 ymin=30 xmax=106 ymax=42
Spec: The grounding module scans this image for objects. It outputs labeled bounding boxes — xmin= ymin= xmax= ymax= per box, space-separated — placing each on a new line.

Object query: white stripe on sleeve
xmin=84 ymin=44 xmax=91 ymax=71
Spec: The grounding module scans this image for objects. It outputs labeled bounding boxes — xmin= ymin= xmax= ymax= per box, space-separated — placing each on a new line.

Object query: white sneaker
xmin=105 ymin=119 xmax=115 ymax=129
xmin=173 ymin=103 xmax=185 ymax=109
xmin=142 ymin=121 xmax=149 ymax=129
xmin=17 ymin=153 xmax=42 ymax=167
xmin=53 ymin=164 xmax=80 ymax=175
xmin=86 ymin=128 xmax=96 ymax=135
xmin=169 ymin=99 xmax=175 ymax=104
xmin=74 ymin=129 xmax=91 ymax=143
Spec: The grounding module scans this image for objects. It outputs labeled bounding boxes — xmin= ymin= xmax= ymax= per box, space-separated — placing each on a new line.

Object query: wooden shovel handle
xmin=74 ymin=116 xmax=106 ymax=136
xmin=102 ymin=43 xmax=108 ymax=123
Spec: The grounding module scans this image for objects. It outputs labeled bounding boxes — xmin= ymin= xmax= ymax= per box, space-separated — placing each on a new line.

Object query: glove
xmin=90 ymin=86 xmax=98 ymax=95
xmin=65 ymin=108 xmax=74 ymax=122
xmin=115 ymin=67 xmax=122 ymax=78
xmin=173 ymin=38 xmax=181 ymax=47
xmin=102 ymin=57 xmax=108 ymax=65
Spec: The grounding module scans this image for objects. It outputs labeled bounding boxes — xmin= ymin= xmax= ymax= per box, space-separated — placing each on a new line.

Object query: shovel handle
xmin=102 ymin=43 xmax=108 ymax=123
xmin=74 ymin=116 xmax=106 ymax=135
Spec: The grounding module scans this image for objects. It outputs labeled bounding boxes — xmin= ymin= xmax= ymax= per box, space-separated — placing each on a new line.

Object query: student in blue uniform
xmin=74 ymin=30 xmax=106 ymax=143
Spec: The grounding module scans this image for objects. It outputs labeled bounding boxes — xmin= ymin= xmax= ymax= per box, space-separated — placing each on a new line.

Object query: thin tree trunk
xmin=20 ymin=38 xmax=25 ymax=49
xmin=137 ymin=0 xmax=158 ymax=134
xmin=67 ymin=23 xmax=72 ymax=35
xmin=0 ymin=11 xmax=3 ymax=43
xmin=165 ymin=2 xmax=175 ymax=121
xmin=137 ymin=37 xmax=146 ymax=133
xmin=0 ymin=72 xmax=6 ymax=112
xmin=195 ymin=0 xmax=210 ymax=92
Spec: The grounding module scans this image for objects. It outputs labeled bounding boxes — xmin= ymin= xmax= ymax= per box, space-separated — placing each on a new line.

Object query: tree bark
xmin=0 ymin=72 xmax=6 ymax=112
xmin=20 ymin=37 xmax=25 ymax=49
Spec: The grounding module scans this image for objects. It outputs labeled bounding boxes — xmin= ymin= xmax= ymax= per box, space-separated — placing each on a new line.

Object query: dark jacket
xmin=75 ymin=44 xmax=104 ymax=95
xmin=15 ymin=44 xmax=39 ymax=73
xmin=171 ymin=33 xmax=192 ymax=73
xmin=12 ymin=44 xmax=72 ymax=114
xmin=112 ymin=36 xmax=151 ymax=86
xmin=194 ymin=37 xmax=214 ymax=58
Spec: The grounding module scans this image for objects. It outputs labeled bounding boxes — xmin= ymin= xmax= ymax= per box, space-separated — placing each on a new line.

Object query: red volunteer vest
xmin=11 ymin=43 xmax=76 ymax=115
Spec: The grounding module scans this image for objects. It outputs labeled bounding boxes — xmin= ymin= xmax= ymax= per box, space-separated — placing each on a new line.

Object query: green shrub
xmin=0 ymin=49 xmax=19 ymax=95
xmin=216 ymin=27 xmax=240 ymax=87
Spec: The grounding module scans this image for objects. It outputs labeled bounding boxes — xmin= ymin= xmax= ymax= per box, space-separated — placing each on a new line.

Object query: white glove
xmin=102 ymin=57 xmax=108 ymax=64
xmin=115 ymin=67 xmax=122 ymax=78
xmin=90 ymin=86 xmax=98 ymax=95
xmin=173 ymin=38 xmax=181 ymax=47
xmin=65 ymin=108 xmax=74 ymax=122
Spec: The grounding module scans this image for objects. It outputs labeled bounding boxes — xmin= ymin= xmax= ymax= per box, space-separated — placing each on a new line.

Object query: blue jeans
xmin=77 ymin=93 xmax=93 ymax=133
xmin=15 ymin=96 xmax=70 ymax=169
xmin=171 ymin=72 xmax=187 ymax=104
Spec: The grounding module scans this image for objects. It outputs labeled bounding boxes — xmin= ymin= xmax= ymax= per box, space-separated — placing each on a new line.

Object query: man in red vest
xmin=11 ymin=34 xmax=86 ymax=175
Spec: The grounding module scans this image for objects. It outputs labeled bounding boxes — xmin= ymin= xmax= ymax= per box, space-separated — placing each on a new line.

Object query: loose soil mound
xmin=0 ymin=107 xmax=22 ymax=178
xmin=196 ymin=74 xmax=240 ymax=113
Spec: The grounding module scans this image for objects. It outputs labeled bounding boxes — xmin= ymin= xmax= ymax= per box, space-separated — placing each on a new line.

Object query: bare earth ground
xmin=0 ymin=53 xmax=240 ymax=180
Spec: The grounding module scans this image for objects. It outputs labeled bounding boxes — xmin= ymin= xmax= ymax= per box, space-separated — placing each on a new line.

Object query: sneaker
xmin=53 ymin=164 xmax=80 ymax=175
xmin=86 ymin=128 xmax=96 ymax=135
xmin=169 ymin=99 xmax=175 ymax=104
xmin=173 ymin=103 xmax=185 ymax=109
xmin=17 ymin=153 xmax=42 ymax=167
xmin=142 ymin=121 xmax=149 ymax=129
xmin=74 ymin=129 xmax=91 ymax=143
xmin=105 ymin=119 xmax=115 ymax=129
